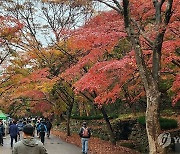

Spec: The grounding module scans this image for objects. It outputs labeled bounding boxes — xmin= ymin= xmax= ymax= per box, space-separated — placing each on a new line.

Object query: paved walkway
xmin=0 ymin=134 xmax=81 ymax=154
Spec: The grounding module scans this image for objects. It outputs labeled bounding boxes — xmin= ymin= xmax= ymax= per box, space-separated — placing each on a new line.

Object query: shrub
xmin=159 ymin=118 xmax=178 ymax=130
xmin=71 ymin=114 xmax=118 ymax=120
xmin=71 ymin=115 xmax=103 ymax=120
xmin=120 ymin=142 xmax=135 ymax=149
xmin=137 ymin=116 xmax=146 ymax=126
xmin=137 ymin=116 xmax=178 ymax=130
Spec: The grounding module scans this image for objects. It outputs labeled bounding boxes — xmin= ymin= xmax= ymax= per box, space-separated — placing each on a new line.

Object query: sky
xmin=0 ymin=0 xmax=112 ymax=72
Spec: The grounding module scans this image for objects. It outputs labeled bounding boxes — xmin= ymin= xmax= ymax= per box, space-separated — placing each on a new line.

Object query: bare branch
xmin=172 ymin=60 xmax=180 ymax=67
xmin=160 ymin=0 xmax=166 ymax=7
xmin=97 ymin=0 xmax=122 ymax=14
xmin=112 ymin=0 xmax=123 ymax=11
xmin=131 ymin=19 xmax=153 ymax=47
xmin=123 ymin=0 xmax=130 ymax=28
xmin=153 ymin=0 xmax=158 ymax=7
xmin=164 ymin=0 xmax=173 ymax=25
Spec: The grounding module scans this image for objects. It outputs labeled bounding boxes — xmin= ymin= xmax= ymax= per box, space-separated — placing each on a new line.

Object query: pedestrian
xmin=9 ymin=120 xmax=20 ymax=148
xmin=79 ymin=122 xmax=91 ymax=154
xmin=17 ymin=120 xmax=24 ymax=139
xmin=17 ymin=120 xmax=24 ymax=131
xmin=46 ymin=120 xmax=52 ymax=138
xmin=38 ymin=120 xmax=47 ymax=144
xmin=36 ymin=120 xmax=40 ymax=136
xmin=12 ymin=124 xmax=48 ymax=154
xmin=23 ymin=121 xmax=27 ymax=126
xmin=0 ymin=120 xmax=5 ymax=146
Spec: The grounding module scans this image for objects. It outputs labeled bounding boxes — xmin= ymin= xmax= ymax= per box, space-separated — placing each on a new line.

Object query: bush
xmin=137 ymin=116 xmax=178 ymax=130
xmin=137 ymin=116 xmax=146 ymax=126
xmin=108 ymin=114 xmax=119 ymax=119
xmin=71 ymin=114 xmax=118 ymax=120
xmin=120 ymin=142 xmax=135 ymax=149
xmin=159 ymin=118 xmax=178 ymax=130
xmin=71 ymin=115 xmax=103 ymax=120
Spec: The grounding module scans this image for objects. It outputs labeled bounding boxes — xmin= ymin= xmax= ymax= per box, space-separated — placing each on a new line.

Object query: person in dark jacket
xmin=79 ymin=122 xmax=91 ymax=154
xmin=12 ymin=124 xmax=48 ymax=154
xmin=46 ymin=120 xmax=52 ymax=138
xmin=36 ymin=120 xmax=40 ymax=136
xmin=0 ymin=120 xmax=5 ymax=146
xmin=9 ymin=120 xmax=20 ymax=148
xmin=17 ymin=120 xmax=24 ymax=131
xmin=37 ymin=121 xmax=47 ymax=144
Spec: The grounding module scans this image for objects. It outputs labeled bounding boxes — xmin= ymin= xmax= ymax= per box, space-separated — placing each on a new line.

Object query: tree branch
xmin=160 ymin=0 xmax=166 ymax=7
xmin=164 ymin=0 xmax=173 ymax=25
xmin=97 ymin=0 xmax=122 ymax=14
xmin=172 ymin=60 xmax=180 ymax=67
xmin=131 ymin=19 xmax=154 ymax=47
xmin=153 ymin=0 xmax=158 ymax=7
xmin=112 ymin=0 xmax=123 ymax=12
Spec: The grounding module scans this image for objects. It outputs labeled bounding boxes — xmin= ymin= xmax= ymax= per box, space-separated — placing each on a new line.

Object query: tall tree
xmin=59 ymin=0 xmax=179 ymax=153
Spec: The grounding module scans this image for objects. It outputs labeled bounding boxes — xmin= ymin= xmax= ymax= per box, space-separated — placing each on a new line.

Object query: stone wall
xmin=128 ymin=123 xmax=149 ymax=152
xmin=113 ymin=119 xmax=137 ymax=140
xmin=128 ymin=123 xmax=180 ymax=153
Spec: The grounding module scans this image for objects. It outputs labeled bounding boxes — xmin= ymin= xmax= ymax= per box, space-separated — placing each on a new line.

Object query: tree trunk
xmin=80 ymin=92 xmax=116 ymax=144
xmin=100 ymin=106 xmax=116 ymax=144
xmin=146 ymin=85 xmax=166 ymax=154
xmin=66 ymin=103 xmax=73 ymax=136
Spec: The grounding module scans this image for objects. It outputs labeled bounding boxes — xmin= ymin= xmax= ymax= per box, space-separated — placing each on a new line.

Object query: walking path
xmin=0 ymin=134 xmax=81 ymax=154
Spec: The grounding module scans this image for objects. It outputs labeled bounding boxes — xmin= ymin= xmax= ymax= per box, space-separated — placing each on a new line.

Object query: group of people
xmin=12 ymin=124 xmax=48 ymax=154
xmin=1 ymin=118 xmax=91 ymax=154
xmin=0 ymin=117 xmax=52 ymax=148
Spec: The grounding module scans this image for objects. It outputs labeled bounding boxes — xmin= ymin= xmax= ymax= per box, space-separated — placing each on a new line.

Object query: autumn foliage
xmin=0 ymin=16 xmax=23 ymax=42
xmin=61 ymin=0 xmax=180 ymax=106
xmin=0 ymin=0 xmax=179 ymax=116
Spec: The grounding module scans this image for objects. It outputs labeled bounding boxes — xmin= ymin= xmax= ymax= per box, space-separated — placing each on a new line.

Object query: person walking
xmin=79 ymin=122 xmax=91 ymax=154
xmin=46 ymin=120 xmax=52 ymax=138
xmin=17 ymin=120 xmax=24 ymax=139
xmin=36 ymin=120 xmax=40 ymax=137
xmin=9 ymin=120 xmax=20 ymax=148
xmin=38 ymin=121 xmax=47 ymax=145
xmin=12 ymin=124 xmax=48 ymax=154
xmin=17 ymin=120 xmax=24 ymax=132
xmin=0 ymin=120 xmax=5 ymax=146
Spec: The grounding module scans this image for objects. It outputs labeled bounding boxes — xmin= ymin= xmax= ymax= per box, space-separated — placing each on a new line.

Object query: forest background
xmin=0 ymin=0 xmax=179 ymax=153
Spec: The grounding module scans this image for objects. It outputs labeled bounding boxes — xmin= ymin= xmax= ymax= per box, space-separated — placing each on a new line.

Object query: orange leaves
xmin=162 ymin=39 xmax=180 ymax=65
xmin=52 ymin=130 xmax=138 ymax=154
xmin=30 ymin=68 xmax=50 ymax=81
xmin=21 ymin=90 xmax=46 ymax=99
xmin=130 ymin=0 xmax=154 ymax=21
xmin=172 ymin=74 xmax=180 ymax=105
xmin=0 ymin=16 xmax=23 ymax=42
xmin=62 ymin=0 xmax=180 ymax=106
xmin=73 ymin=11 xmax=126 ymax=53
xmin=74 ymin=53 xmax=137 ymax=104
xmin=62 ymin=11 xmax=127 ymax=81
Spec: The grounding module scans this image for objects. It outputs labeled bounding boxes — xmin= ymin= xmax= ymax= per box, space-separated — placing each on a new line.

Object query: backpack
xmin=82 ymin=127 xmax=89 ymax=137
xmin=40 ymin=124 xmax=45 ymax=132
xmin=0 ymin=125 xmax=3 ymax=134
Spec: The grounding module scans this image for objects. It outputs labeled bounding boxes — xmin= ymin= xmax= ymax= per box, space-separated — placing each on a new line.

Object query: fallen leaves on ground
xmin=52 ymin=129 xmax=139 ymax=154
